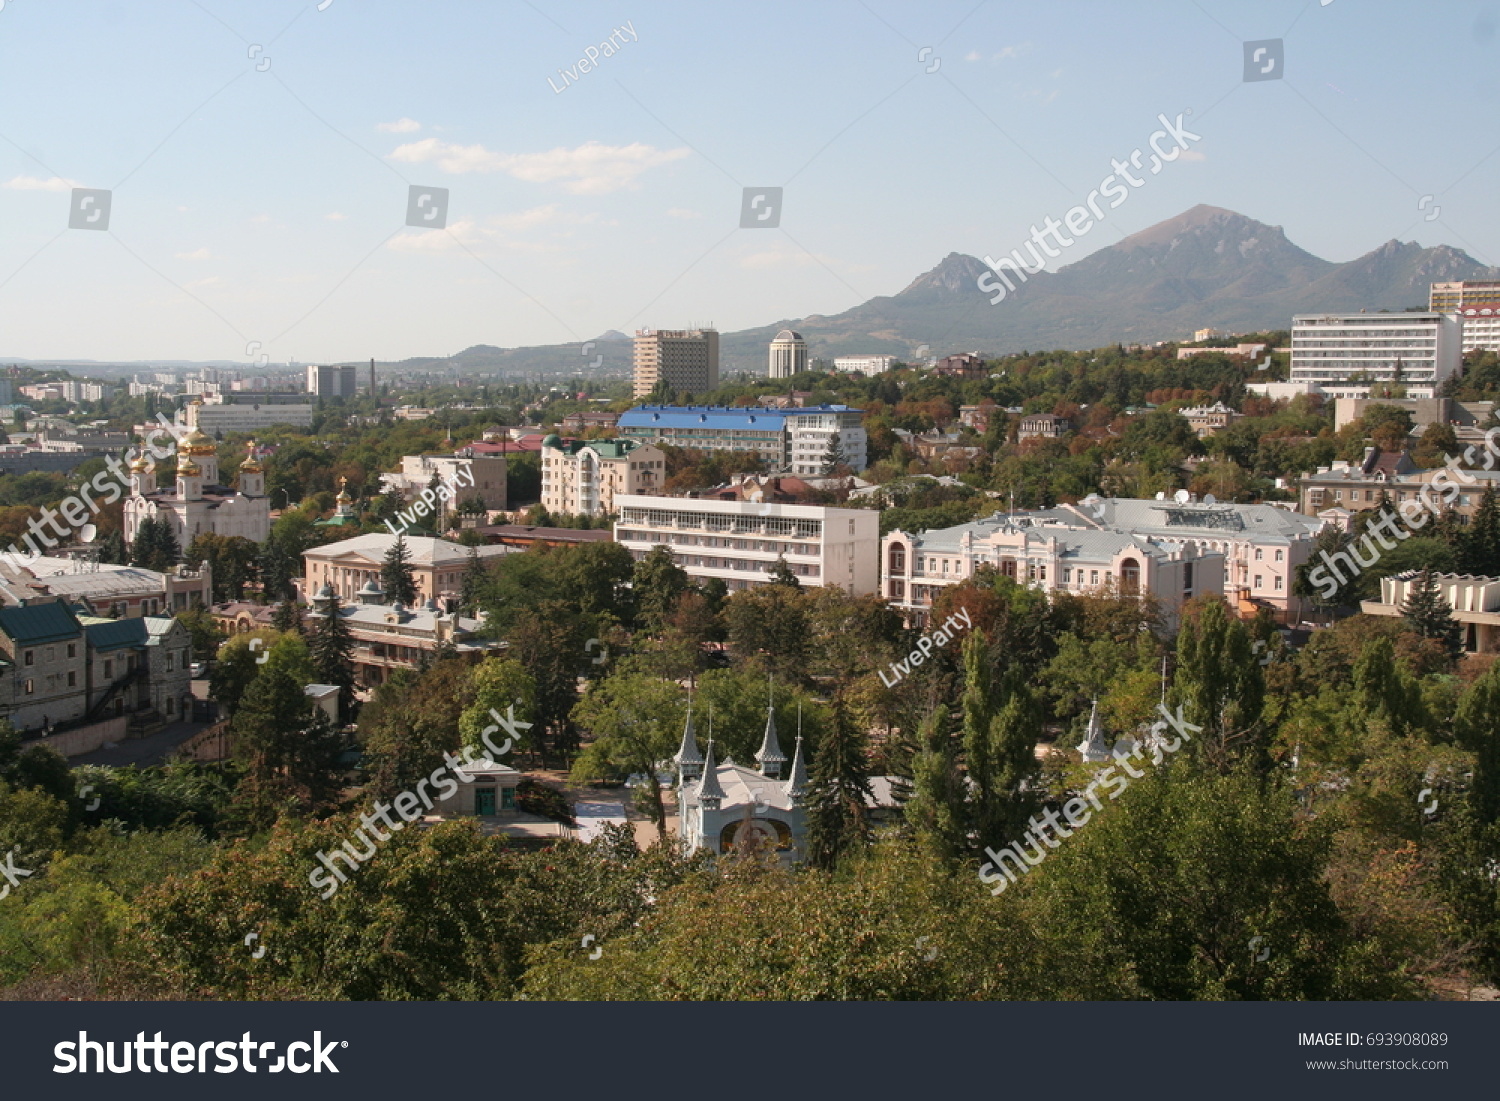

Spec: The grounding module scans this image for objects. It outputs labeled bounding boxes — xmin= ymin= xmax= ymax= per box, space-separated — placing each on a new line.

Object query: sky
xmin=0 ymin=0 xmax=1496 ymax=365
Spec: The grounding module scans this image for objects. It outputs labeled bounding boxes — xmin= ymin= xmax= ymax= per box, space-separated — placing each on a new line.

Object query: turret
xmin=698 ymin=738 xmax=724 ymax=811
xmin=129 ymin=450 xmax=156 ymax=496
xmin=179 ymin=426 xmax=219 ymax=484
xmin=177 ymin=455 xmax=203 ymax=501
xmin=238 ymin=439 xmax=265 ymax=497
xmin=675 ymin=704 xmax=704 ymax=783
xmin=756 ymin=699 xmax=787 ymax=779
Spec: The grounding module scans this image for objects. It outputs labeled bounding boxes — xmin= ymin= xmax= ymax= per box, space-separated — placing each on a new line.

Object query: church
xmin=123 ymin=428 xmax=271 ymax=552
xmin=674 ymin=700 xmax=808 ymax=863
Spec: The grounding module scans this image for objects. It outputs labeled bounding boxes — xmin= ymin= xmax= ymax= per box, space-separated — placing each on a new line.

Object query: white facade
xmin=1456 ymin=305 xmax=1500 ymax=354
xmin=123 ymin=430 xmax=270 ymax=552
xmin=614 ymin=494 xmax=880 ymax=594
xmin=768 ymin=330 xmax=807 ymax=380
xmin=785 ymin=408 xmax=867 ymax=475
xmin=379 ymin=453 xmax=508 ymax=513
xmin=184 ymin=401 xmax=314 ymax=433
xmin=1289 ymin=312 xmax=1462 ymax=399
xmin=882 ymin=513 xmax=1224 ymax=629
xmin=833 ymin=354 xmax=897 ymax=376
xmin=539 ymin=437 xmax=664 ymax=517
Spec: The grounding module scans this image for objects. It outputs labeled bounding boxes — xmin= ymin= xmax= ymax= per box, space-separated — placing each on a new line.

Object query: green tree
xmin=767 ymin=555 xmax=801 ymax=588
xmin=129 ymin=516 xmax=180 ymax=572
xmin=380 ymin=533 xmax=418 ymax=607
xmin=804 ymin=697 xmax=872 ymax=870
xmin=1168 ymin=597 xmax=1267 ymax=772
xmin=1400 ymin=566 xmax=1461 ymax=659
xmin=307 ymin=590 xmax=356 ymax=717
xmin=632 ymin=546 xmax=689 ymax=631
xmin=570 ymin=671 xmax=684 ymax=837
xmin=1462 ymin=486 xmax=1500 ymax=576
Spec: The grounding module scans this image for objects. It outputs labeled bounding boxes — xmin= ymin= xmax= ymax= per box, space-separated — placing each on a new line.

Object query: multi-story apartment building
xmin=1455 ymin=305 xmax=1500 ymax=355
xmin=883 ymin=513 xmax=1222 ymax=629
xmin=1430 ymin=280 xmax=1500 ymax=313
xmin=540 ymin=436 xmax=665 ymax=517
xmin=768 ymin=330 xmax=807 ymax=379
xmin=1299 ymin=449 xmax=1500 ymax=523
xmin=1289 ymin=313 xmax=1463 ymax=399
xmin=834 ymin=354 xmax=897 ymax=376
xmin=618 ymin=404 xmax=868 ymax=473
xmin=380 ymin=452 xmax=508 ymax=514
xmin=183 ymin=398 xmax=314 ymax=433
xmin=306 ymin=364 xmax=358 ymax=399
xmin=614 ymin=494 xmax=880 ymax=594
xmin=632 ymin=328 xmax=719 ymax=399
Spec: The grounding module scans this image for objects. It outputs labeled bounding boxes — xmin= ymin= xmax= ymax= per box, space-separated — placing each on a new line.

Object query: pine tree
xmin=904 ymin=706 xmax=967 ymax=861
xmin=1463 ymin=485 xmax=1500 ymax=577
xmin=259 ymin=538 xmax=296 ymax=604
xmin=1400 ymin=566 xmax=1462 ymax=658
xmin=960 ymin=632 xmax=996 ymax=840
xmin=804 ymin=697 xmax=873 ymax=870
xmin=989 ymin=672 xmax=1041 ymax=844
xmin=96 ymin=528 xmax=127 ymax=566
xmin=768 ymin=554 xmax=800 ymax=589
xmin=130 ymin=516 xmax=180 ymax=572
xmin=271 ymin=599 xmax=304 ymax=635
xmin=1168 ymin=597 xmax=1267 ymax=772
xmin=460 ymin=546 xmax=487 ymax=614
xmin=381 ymin=533 xmax=418 ymax=606
xmin=1456 ymin=659 xmax=1500 ymax=826
xmin=307 ymin=592 xmax=356 ymax=716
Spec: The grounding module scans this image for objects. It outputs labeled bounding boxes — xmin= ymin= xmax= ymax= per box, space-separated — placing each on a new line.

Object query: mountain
xmin=714 ymin=205 xmax=1500 ymax=370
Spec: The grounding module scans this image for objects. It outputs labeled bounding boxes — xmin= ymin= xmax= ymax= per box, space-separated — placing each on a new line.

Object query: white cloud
xmin=4 ymin=175 xmax=80 ymax=192
xmin=995 ymin=43 xmax=1032 ymax=60
xmin=667 ymin=207 xmax=702 ymax=220
xmin=964 ymin=50 xmax=981 ymax=61
xmin=324 ymin=211 xmax=348 ymax=221
xmin=389 ymin=139 xmax=689 ymax=194
xmin=174 ymin=247 xmax=211 ymax=260
xmin=377 ymin=117 xmax=422 ymax=133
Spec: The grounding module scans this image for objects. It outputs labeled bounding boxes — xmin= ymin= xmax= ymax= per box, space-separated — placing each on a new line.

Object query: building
xmin=959 ymin=404 xmax=998 ymax=434
xmin=1018 ymin=413 xmax=1070 ymax=440
xmin=0 ymin=602 xmax=89 ymax=731
xmin=379 ymin=453 xmax=509 ymax=515
xmin=183 ymin=399 xmax=314 ymax=433
xmin=306 ymin=364 xmax=358 ymax=399
xmin=674 ymin=700 xmax=807 ymax=861
xmin=1289 ymin=313 xmax=1463 ymax=399
xmin=79 ymin=614 xmax=193 ymax=724
xmin=11 ymin=557 xmax=211 ymax=618
xmin=308 ymin=581 xmax=506 ymax=688
xmin=123 ymin=430 xmax=271 ymax=552
xmin=473 ymin=525 xmax=615 ymax=551
xmin=301 ymin=533 xmax=513 ymax=607
xmin=931 ymin=352 xmax=987 ymax=379
xmin=1176 ymin=342 xmax=1269 ymax=361
xmin=1332 ymin=397 xmax=1495 ymax=438
xmin=614 ymin=494 xmax=880 ymax=594
xmin=632 ymin=328 xmax=719 ymax=399
xmin=1059 ymin=496 xmax=1324 ymax=618
xmin=1430 ymin=281 xmax=1500 ymax=314
xmin=1178 ymin=401 xmax=1243 ymax=438
xmin=539 ymin=436 xmax=665 ymax=517
xmin=768 ymin=330 xmax=807 ymax=379
xmin=1455 ymin=305 xmax=1500 ymax=355
xmin=558 ymin=410 xmax=620 ymax=433
xmin=1361 ymin=571 xmax=1500 ymax=654
xmin=1299 ymin=448 xmax=1500 ymax=523
xmin=618 ymin=404 xmax=868 ymax=473
xmin=834 ymin=354 xmax=897 ymax=376
xmin=882 ymin=513 xmax=1223 ymax=629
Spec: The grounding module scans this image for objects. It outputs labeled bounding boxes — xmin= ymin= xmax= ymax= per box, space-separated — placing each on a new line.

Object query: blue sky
xmin=0 ymin=0 xmax=1495 ymax=364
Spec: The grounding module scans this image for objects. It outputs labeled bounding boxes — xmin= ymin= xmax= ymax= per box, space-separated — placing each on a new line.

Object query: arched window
xmin=888 ymin=544 xmax=906 ymax=576
xmin=1119 ymin=557 xmax=1141 ymax=595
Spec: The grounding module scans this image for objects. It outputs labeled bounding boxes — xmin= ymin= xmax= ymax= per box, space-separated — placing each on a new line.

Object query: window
xmin=1254 ymin=548 xmax=1263 ymax=561
xmin=23 ymin=678 xmax=32 ymax=695
xmin=1275 ymin=576 xmax=1284 ymax=591
xmin=1274 ymin=549 xmax=1284 ymax=562
xmin=166 ymin=653 xmax=174 ymax=672
xmin=104 ymin=660 xmax=113 ymax=679
xmin=67 ymin=671 xmax=76 ymax=686
xmin=23 ymin=650 xmax=33 ymax=666
xmin=1184 ymin=562 xmax=1194 ymax=591
xmin=67 ymin=643 xmax=76 ymax=658
xmin=1254 ymin=574 xmax=1263 ymax=588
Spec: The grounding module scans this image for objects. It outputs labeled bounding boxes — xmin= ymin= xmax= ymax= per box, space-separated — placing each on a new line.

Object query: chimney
xmin=369 ymin=357 xmax=376 ymax=395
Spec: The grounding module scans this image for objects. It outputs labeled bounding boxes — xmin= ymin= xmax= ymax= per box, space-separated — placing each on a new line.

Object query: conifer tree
xmin=271 ymin=599 xmax=303 ymax=635
xmin=905 ymin=706 xmax=967 ymax=861
xmin=307 ymin=592 xmax=356 ymax=717
xmin=1463 ymin=486 xmax=1500 ymax=577
xmin=1168 ymin=597 xmax=1267 ymax=772
xmin=1456 ymin=659 xmax=1500 ymax=827
xmin=804 ymin=697 xmax=872 ymax=870
xmin=381 ymin=533 xmax=418 ymax=606
xmin=1400 ymin=566 xmax=1461 ymax=659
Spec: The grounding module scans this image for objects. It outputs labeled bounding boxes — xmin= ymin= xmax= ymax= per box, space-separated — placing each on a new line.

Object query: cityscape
xmin=0 ymin=4 xmax=1497 ymax=1083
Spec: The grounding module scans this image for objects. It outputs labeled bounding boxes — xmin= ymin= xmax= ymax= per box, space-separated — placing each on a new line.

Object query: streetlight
xmin=274 ymin=488 xmax=291 ymax=511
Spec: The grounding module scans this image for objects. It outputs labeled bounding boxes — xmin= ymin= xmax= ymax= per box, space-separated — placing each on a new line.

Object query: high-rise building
xmin=1430 ymin=281 xmax=1500 ymax=354
xmin=768 ymin=330 xmax=807 ymax=379
xmin=306 ymin=363 xmax=358 ymax=399
xmin=1288 ymin=313 xmax=1462 ymax=399
xmin=632 ymin=328 xmax=719 ymax=399
xmin=618 ymin=404 xmax=868 ymax=473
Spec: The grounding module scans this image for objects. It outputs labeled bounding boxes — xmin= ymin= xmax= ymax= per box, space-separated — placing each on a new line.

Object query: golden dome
xmin=129 ymin=451 xmax=152 ymax=473
xmin=178 ymin=456 xmax=202 ymax=477
xmin=179 ymin=427 xmax=217 ymax=456
xmin=335 ymin=475 xmax=351 ymax=503
xmin=239 ymin=440 xmax=264 ymax=473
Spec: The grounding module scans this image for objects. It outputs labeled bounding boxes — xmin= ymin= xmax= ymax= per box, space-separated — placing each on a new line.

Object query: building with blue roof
xmin=618 ymin=404 xmax=867 ymax=474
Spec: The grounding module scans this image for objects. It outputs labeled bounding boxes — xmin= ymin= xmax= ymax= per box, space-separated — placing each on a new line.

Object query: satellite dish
xmin=1155 ymin=491 xmax=1166 ymax=500
xmin=1174 ymin=489 xmax=1191 ymax=504
xmin=78 ymin=524 xmax=97 ymax=543
xmin=1203 ymin=494 xmax=1217 ymax=505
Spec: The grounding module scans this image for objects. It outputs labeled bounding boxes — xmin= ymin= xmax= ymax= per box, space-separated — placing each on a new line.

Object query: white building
xmin=379 ymin=453 xmax=509 ymax=514
xmin=1455 ymin=305 xmax=1500 ymax=355
xmin=1362 ymin=571 xmax=1500 ymax=654
xmin=882 ymin=512 xmax=1224 ymax=628
xmin=618 ymin=404 xmax=868 ymax=473
xmin=1289 ymin=312 xmax=1463 ymax=399
xmin=834 ymin=355 xmax=898 ymax=376
xmin=614 ymin=494 xmax=880 ymax=594
xmin=768 ymin=330 xmax=807 ymax=380
xmin=124 ymin=430 xmax=270 ymax=552
xmin=184 ymin=400 xmax=314 ymax=433
xmin=540 ymin=436 xmax=665 ymax=517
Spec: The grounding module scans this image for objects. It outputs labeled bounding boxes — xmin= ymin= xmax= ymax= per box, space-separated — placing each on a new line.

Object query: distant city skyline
xmin=0 ymin=0 xmax=1496 ymax=363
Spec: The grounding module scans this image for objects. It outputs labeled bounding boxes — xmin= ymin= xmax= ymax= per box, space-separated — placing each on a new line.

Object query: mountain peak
xmin=897 ymin=252 xmax=990 ymax=297
xmin=1117 ymin=204 xmax=1280 ymax=250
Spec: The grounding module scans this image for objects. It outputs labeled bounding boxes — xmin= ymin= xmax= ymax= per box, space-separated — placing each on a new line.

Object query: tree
xmin=632 ymin=546 xmax=689 ymax=631
xmin=271 ymin=599 xmax=304 ymax=635
xmin=1400 ymin=566 xmax=1461 ymax=659
xmin=175 ymin=606 xmax=225 ymax=664
xmin=259 ymin=537 xmax=297 ymax=605
xmin=767 ymin=555 xmax=801 ymax=589
xmin=96 ymin=527 xmax=128 ymax=566
xmin=724 ymin=584 xmax=811 ymax=682
xmin=1461 ymin=486 xmax=1500 ymax=577
xmin=570 ymin=671 xmax=684 ymax=838
xmin=821 ymin=435 xmax=846 ymax=476
xmin=381 ymin=534 xmax=417 ymax=606
xmin=307 ymin=592 xmax=356 ymax=717
xmin=130 ymin=516 xmax=180 ymax=572
xmin=229 ymin=663 xmax=338 ymax=830
xmin=1168 ymin=597 xmax=1267 ymax=772
xmin=1457 ymin=659 xmax=1500 ymax=827
xmin=804 ymin=697 xmax=872 ymax=870
xmin=459 ymin=547 xmax=487 ymax=615
xmin=904 ymin=706 xmax=968 ymax=861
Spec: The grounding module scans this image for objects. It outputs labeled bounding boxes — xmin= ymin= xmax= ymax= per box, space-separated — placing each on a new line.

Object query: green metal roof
xmin=81 ymin=617 xmax=148 ymax=652
xmin=0 ymin=602 xmax=81 ymax=645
